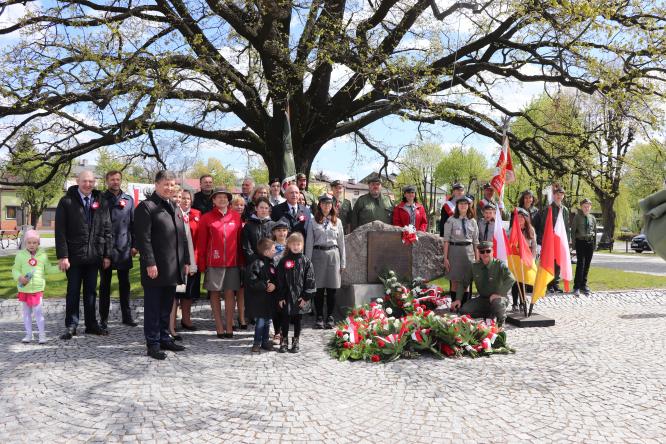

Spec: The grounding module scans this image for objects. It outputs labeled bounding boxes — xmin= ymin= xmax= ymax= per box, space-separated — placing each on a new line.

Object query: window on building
xmin=6 ymin=206 xmax=18 ymax=220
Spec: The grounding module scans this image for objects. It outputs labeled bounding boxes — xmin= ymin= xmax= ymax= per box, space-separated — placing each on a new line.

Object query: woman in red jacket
xmin=392 ymin=185 xmax=428 ymax=232
xmin=197 ymin=187 xmax=243 ymax=338
xmin=179 ymin=189 xmax=201 ymax=330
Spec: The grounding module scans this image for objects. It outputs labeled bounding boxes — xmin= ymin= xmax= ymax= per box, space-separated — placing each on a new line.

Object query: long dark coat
xmin=244 ymin=256 xmax=278 ymax=319
xmin=55 ymin=185 xmax=112 ymax=265
xmin=276 ymin=251 xmax=316 ymax=316
xmin=134 ymin=193 xmax=190 ymax=287
xmin=102 ymin=190 xmax=135 ymax=270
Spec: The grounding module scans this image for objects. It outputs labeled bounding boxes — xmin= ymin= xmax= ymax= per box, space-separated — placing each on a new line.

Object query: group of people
xmin=12 ymin=168 xmax=596 ymax=358
xmin=439 ymin=181 xmax=598 ymax=325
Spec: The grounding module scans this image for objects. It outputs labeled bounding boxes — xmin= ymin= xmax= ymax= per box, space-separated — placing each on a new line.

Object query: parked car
xmin=631 ymin=234 xmax=652 ymax=253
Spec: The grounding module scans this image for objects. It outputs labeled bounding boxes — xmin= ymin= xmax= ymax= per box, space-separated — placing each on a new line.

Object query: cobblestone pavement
xmin=1 ymin=291 xmax=665 ymax=443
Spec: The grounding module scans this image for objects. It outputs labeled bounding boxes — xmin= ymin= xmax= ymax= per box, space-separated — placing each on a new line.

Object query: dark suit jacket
xmin=102 ymin=190 xmax=134 ymax=270
xmin=55 ymin=186 xmax=112 ymax=265
xmin=271 ymin=202 xmax=312 ymax=239
xmin=134 ymin=193 xmax=190 ymax=287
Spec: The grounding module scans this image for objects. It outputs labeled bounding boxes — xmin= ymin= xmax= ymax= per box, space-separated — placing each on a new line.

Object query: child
xmin=245 ymin=238 xmax=278 ymax=352
xmin=270 ymin=218 xmax=290 ymax=345
xmin=12 ymin=230 xmax=59 ymax=343
xmin=276 ymin=232 xmax=316 ymax=353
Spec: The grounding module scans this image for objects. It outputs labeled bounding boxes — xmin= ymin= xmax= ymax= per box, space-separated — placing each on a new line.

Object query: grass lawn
xmin=431 ymin=265 xmax=666 ymax=292
xmin=1 ymin=248 xmax=143 ymax=299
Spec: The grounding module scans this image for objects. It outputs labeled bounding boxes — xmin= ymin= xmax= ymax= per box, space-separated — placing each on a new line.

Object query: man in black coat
xmin=271 ymin=184 xmax=312 ymax=240
xmin=99 ymin=170 xmax=138 ymax=329
xmin=192 ymin=174 xmax=214 ymax=214
xmin=55 ymin=170 xmax=113 ymax=339
xmin=134 ymin=170 xmax=190 ymax=360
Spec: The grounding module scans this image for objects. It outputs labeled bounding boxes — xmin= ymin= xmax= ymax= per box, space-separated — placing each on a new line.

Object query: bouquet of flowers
xmin=379 ymin=270 xmax=449 ymax=318
xmin=401 ymin=224 xmax=418 ymax=245
xmin=329 ymin=272 xmax=514 ymax=363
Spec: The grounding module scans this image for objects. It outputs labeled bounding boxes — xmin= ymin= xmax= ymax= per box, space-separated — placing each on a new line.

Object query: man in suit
xmin=271 ymin=184 xmax=312 ymax=239
xmin=192 ymin=174 xmax=215 ymax=214
xmin=134 ymin=170 xmax=190 ymax=360
xmin=56 ymin=170 xmax=113 ymax=339
xmin=99 ymin=170 xmax=138 ymax=330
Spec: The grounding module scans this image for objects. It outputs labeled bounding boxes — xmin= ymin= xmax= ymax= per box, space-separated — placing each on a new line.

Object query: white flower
xmin=393 ymin=320 xmax=401 ymax=328
xmin=385 ymin=289 xmax=391 ymax=294
xmin=388 ymin=317 xmax=395 ymax=321
xmin=413 ymin=286 xmax=421 ymax=293
xmin=385 ymin=307 xmax=393 ymax=315
xmin=401 ymin=294 xmax=408 ymax=299
xmin=376 ymin=298 xmax=383 ymax=303
xmin=366 ymin=339 xmax=372 ymax=345
xmin=343 ymin=334 xmax=349 ymax=341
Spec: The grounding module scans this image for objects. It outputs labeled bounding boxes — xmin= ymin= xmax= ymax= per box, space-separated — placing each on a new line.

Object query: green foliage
xmin=433 ymin=145 xmax=492 ymax=192
xmin=396 ymin=142 xmax=444 ymax=217
xmin=3 ymin=135 xmax=70 ymax=226
xmin=188 ymin=158 xmax=237 ymax=189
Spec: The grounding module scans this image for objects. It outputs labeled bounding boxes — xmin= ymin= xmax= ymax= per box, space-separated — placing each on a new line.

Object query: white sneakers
xmin=21 ymin=333 xmax=47 ymax=344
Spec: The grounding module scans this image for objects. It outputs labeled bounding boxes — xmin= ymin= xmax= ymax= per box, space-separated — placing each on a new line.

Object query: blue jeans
xmin=65 ymin=263 xmax=99 ymax=329
xmin=253 ymin=318 xmax=271 ymax=346
xmin=143 ymin=285 xmax=175 ymax=348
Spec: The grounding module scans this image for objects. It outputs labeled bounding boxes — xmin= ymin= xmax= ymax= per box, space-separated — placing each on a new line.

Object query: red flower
xmin=298 ymin=215 xmax=305 ymax=222
xmin=336 ymin=330 xmax=344 ymax=337
xmin=369 ymin=302 xmax=377 ymax=308
xmin=377 ymin=340 xmax=385 ymax=348
xmin=91 ymin=201 xmax=100 ymax=210
xmin=371 ymin=355 xmax=381 ymax=362
xmin=119 ymin=200 xmax=127 ymax=208
xmin=440 ymin=344 xmax=455 ymax=356
xmin=193 ymin=216 xmax=200 ymax=222
xmin=455 ymin=337 xmax=462 ymax=343
xmin=343 ymin=342 xmax=352 ymax=349
xmin=28 ymin=258 xmax=37 ymax=266
xmin=285 ymin=260 xmax=295 ymax=269
xmin=359 ymin=308 xmax=366 ymax=316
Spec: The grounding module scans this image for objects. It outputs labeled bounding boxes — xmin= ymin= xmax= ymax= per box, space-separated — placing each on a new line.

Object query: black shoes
xmin=251 ymin=344 xmax=261 ymax=353
xmin=314 ymin=317 xmax=324 ymax=329
xmin=261 ymin=342 xmax=274 ymax=352
xmin=290 ymin=337 xmax=300 ymax=353
xmin=85 ymin=325 xmax=109 ymax=336
xmin=123 ymin=319 xmax=138 ymax=327
xmin=278 ymin=337 xmax=289 ymax=353
xmin=324 ymin=316 xmax=335 ymax=330
xmin=147 ymin=348 xmax=167 ymax=360
xmin=171 ymin=333 xmax=183 ymax=341
xmin=99 ymin=320 xmax=108 ymax=331
xmin=60 ymin=327 xmax=77 ymax=340
xmin=160 ymin=341 xmax=185 ymax=352
xmin=240 ymin=324 xmax=248 ymax=330
xmin=180 ymin=322 xmax=197 ymax=331
xmin=217 ymin=332 xmax=233 ymax=339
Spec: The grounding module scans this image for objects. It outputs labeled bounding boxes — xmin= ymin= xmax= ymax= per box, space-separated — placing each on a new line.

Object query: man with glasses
xmin=450 ymin=241 xmax=514 ymax=326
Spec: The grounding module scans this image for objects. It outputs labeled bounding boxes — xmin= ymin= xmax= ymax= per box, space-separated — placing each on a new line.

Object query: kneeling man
xmin=450 ymin=241 xmax=515 ymax=326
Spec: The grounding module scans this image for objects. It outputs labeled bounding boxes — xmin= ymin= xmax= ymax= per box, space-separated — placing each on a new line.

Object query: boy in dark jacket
xmin=276 ymin=232 xmax=316 ymax=353
xmin=245 ymin=238 xmax=278 ymax=352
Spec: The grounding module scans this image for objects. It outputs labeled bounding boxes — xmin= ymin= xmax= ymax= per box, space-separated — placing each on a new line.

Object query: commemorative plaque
xmin=367 ymin=231 xmax=413 ymax=283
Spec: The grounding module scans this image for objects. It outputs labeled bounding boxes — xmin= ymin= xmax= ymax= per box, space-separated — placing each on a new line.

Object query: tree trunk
xmin=596 ymin=192 xmax=616 ymax=243
xmin=29 ymin=206 xmax=41 ymax=228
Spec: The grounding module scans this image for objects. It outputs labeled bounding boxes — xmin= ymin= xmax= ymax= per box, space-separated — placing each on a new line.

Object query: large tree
xmin=1 ymin=1 xmax=665 ymax=184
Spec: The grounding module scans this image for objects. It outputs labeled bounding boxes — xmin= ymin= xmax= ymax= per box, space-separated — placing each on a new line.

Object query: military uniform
xmin=572 ymin=201 xmax=597 ymax=294
xmin=351 ymin=192 xmax=393 ymax=230
xmin=455 ymin=242 xmax=515 ymax=325
xmin=333 ymin=195 xmax=352 ymax=234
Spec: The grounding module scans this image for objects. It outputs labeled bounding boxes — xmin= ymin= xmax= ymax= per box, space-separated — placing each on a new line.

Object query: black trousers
xmin=65 ymin=263 xmax=99 ymax=329
xmin=99 ymin=267 xmax=132 ymax=322
xmin=549 ymin=263 xmax=562 ymax=290
xmin=314 ymin=288 xmax=337 ymax=318
xmin=511 ymin=283 xmax=533 ymax=306
xmin=143 ymin=285 xmax=175 ymax=348
xmin=574 ymin=239 xmax=594 ymax=290
xmin=280 ymin=313 xmax=302 ymax=338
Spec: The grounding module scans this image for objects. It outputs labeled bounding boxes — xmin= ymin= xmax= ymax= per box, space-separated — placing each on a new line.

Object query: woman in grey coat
xmin=443 ymin=196 xmax=479 ymax=305
xmin=305 ymin=194 xmax=346 ymax=329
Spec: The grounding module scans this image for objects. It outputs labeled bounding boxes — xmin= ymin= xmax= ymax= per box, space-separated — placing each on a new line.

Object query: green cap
xmin=477 ymin=241 xmax=494 ymax=250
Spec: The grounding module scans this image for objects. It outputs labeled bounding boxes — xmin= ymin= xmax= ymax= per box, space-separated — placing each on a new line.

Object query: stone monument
xmin=336 ymin=221 xmax=445 ymax=316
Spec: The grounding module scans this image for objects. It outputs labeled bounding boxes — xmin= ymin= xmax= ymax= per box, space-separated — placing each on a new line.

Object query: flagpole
xmin=520 ymin=264 xmax=528 ymax=318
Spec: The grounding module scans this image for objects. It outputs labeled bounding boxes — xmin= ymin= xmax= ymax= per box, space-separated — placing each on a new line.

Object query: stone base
xmin=335 ymin=284 xmax=385 ymax=318
xmin=506 ymin=312 xmax=555 ymax=328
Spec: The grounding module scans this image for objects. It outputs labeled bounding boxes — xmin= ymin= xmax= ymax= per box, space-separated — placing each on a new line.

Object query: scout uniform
xmin=477 ymin=183 xmax=498 ymax=222
xmin=477 ymin=202 xmax=496 ymax=243
xmin=443 ymin=197 xmax=479 ymax=303
xmin=331 ymin=180 xmax=352 ymax=234
xmin=572 ymin=198 xmax=597 ymax=295
xmin=455 ymin=241 xmax=515 ymax=325
xmin=350 ymin=178 xmax=393 ymax=230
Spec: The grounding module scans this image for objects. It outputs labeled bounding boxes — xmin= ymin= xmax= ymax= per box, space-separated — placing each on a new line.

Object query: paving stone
xmin=0 ymin=291 xmax=665 ymax=442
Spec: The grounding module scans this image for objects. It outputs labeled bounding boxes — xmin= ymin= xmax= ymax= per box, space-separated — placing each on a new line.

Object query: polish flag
xmin=553 ymin=207 xmax=573 ymax=291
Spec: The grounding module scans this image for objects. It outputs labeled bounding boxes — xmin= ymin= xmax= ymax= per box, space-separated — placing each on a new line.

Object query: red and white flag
xmin=553 ymin=208 xmax=573 ymax=291
xmin=490 ymin=129 xmax=513 ymax=262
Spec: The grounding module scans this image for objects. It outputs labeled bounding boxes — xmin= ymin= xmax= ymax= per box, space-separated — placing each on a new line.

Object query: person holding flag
xmin=508 ymin=208 xmax=537 ymax=313
xmin=536 ymin=185 xmax=571 ymax=293
xmin=477 ymin=183 xmax=500 ymax=222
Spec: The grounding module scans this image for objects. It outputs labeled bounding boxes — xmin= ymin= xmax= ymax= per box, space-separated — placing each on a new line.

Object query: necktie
xmin=84 ymin=196 xmax=90 ymax=224
xmin=291 ymin=206 xmax=296 ymax=217
xmin=484 ymin=222 xmax=489 ymax=241
xmin=462 ymin=218 xmax=467 ymax=237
